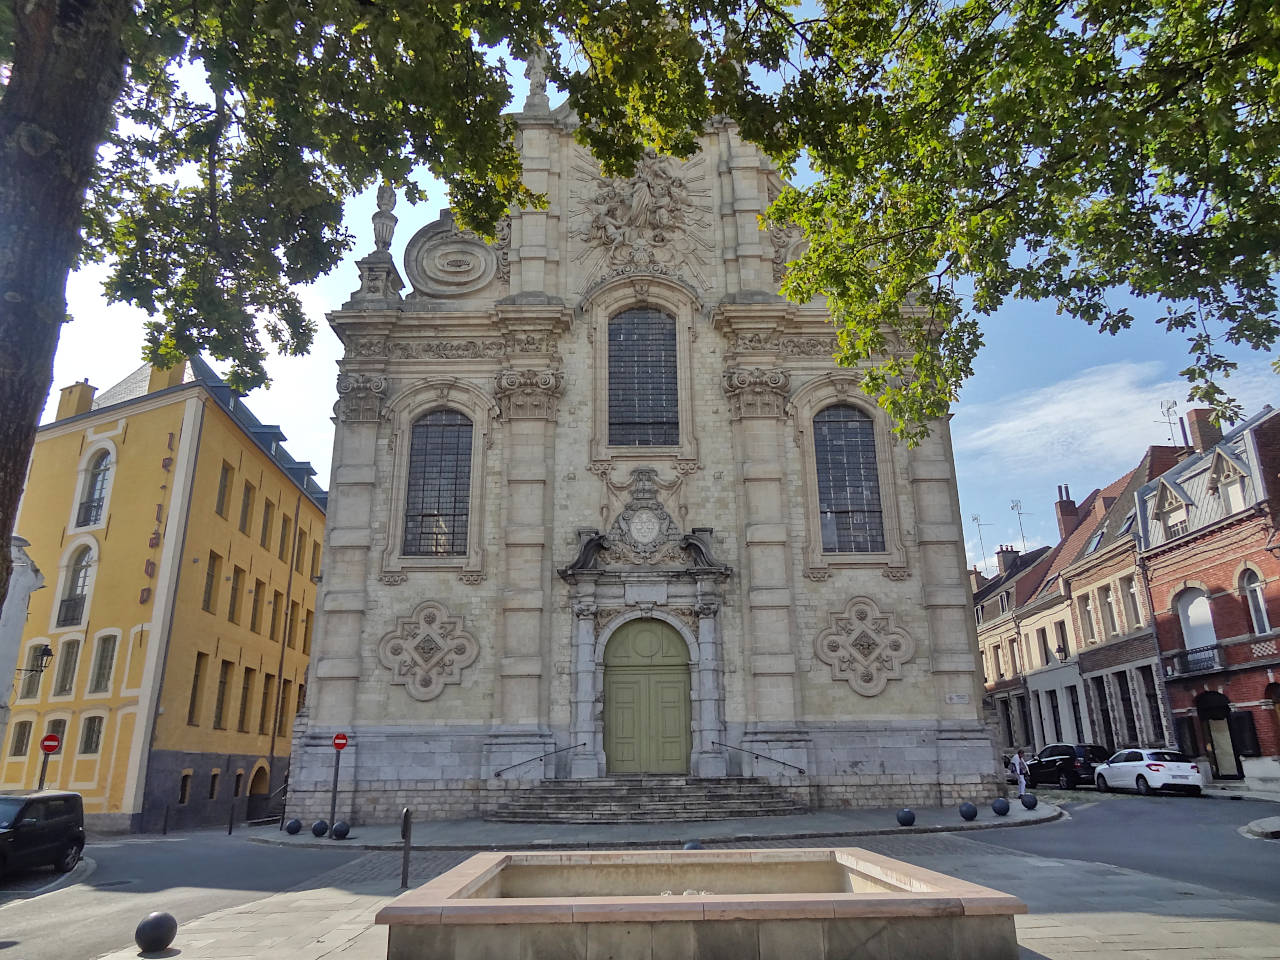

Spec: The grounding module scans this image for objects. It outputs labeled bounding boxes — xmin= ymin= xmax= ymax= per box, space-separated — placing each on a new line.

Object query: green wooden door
xmin=603 ymin=620 xmax=691 ymax=774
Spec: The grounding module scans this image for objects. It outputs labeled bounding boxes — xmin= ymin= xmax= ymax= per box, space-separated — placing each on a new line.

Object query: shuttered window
xmin=814 ymin=405 xmax=885 ymax=553
xmin=403 ymin=410 xmax=472 ymax=556
xmin=608 ymin=309 xmax=678 ymax=446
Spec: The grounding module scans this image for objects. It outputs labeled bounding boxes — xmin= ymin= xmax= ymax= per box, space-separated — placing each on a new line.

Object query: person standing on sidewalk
xmin=1010 ymin=749 xmax=1031 ymax=797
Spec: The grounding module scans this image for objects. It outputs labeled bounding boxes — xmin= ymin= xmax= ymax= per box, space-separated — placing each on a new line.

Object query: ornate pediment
xmin=378 ymin=600 xmax=479 ymax=701
xmin=602 ymin=468 xmax=684 ymax=565
xmin=403 ymin=211 xmax=509 ymax=298
xmin=815 ymin=596 xmax=916 ymax=697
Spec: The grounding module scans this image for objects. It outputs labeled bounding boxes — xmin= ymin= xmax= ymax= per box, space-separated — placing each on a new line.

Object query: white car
xmin=1094 ymin=749 xmax=1202 ymax=796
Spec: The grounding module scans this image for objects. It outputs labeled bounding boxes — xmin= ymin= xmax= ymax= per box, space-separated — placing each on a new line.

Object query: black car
xmin=1026 ymin=743 xmax=1112 ymax=789
xmin=0 ymin=791 xmax=85 ymax=880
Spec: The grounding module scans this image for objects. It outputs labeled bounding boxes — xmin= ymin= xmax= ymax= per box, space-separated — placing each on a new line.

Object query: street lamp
xmin=15 ymin=643 xmax=54 ymax=675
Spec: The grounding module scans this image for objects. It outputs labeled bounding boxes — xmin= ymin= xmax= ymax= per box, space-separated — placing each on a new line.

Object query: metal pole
xmin=228 ymin=800 xmax=236 ymax=835
xmin=37 ymin=753 xmax=49 ymax=790
xmin=400 ymin=807 xmax=412 ymax=889
xmin=162 ymin=805 xmax=170 ymax=836
xmin=328 ymin=748 xmax=340 ymax=838
xmin=278 ymin=805 xmax=287 ymax=830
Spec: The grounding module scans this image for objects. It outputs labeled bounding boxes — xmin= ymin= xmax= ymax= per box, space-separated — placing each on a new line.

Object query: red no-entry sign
xmin=332 ymin=733 xmax=348 ymax=751
xmin=40 ymin=733 xmax=61 ymax=754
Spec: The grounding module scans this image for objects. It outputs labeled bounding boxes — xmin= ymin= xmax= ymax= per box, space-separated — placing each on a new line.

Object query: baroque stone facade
xmin=289 ymin=98 xmax=996 ymax=822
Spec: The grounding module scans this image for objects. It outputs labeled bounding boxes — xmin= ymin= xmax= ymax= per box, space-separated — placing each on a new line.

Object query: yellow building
xmin=2 ymin=358 xmax=326 ymax=831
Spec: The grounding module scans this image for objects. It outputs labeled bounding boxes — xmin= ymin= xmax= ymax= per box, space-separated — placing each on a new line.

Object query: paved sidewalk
xmin=247 ymin=800 xmax=1060 ymax=851
xmin=90 ymin=833 xmax=1280 ymax=960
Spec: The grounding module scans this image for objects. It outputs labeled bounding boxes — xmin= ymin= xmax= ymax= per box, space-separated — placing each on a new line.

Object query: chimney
xmin=1055 ymin=483 xmax=1079 ymax=538
xmin=55 ymin=379 xmax=96 ymax=420
xmin=969 ymin=566 xmax=988 ymax=594
xmin=147 ymin=361 xmax=188 ymax=394
xmin=995 ymin=544 xmax=1020 ymax=574
xmin=1185 ymin=408 xmax=1222 ymax=452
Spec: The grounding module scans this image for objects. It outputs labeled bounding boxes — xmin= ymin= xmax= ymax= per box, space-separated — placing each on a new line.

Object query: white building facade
xmin=289 ymin=95 xmax=996 ymax=822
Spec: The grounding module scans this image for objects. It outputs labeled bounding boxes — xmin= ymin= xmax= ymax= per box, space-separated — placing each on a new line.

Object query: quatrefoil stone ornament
xmin=378 ymin=600 xmax=479 ymax=701
xmin=815 ymin=596 xmax=916 ymax=696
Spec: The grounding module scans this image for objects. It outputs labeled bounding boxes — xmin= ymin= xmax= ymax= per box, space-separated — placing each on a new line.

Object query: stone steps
xmin=486 ymin=776 xmax=807 ymax=823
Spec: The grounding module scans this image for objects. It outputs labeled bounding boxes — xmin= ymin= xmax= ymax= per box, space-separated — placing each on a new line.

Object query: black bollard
xmin=285 ymin=818 xmax=302 ymax=835
xmin=959 ymin=801 xmax=978 ymax=821
xmin=228 ymin=801 xmax=236 ymax=835
xmin=400 ymin=807 xmax=413 ymax=889
xmin=135 ymin=912 xmax=178 ymax=953
xmin=682 ymin=841 xmax=705 ymax=850
xmin=312 ymin=819 xmax=329 ymax=837
xmin=161 ymin=805 xmax=169 ymax=836
xmin=896 ymin=808 xmax=916 ymax=827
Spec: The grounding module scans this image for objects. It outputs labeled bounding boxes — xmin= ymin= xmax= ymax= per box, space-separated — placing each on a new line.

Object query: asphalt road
xmin=0 ymin=830 xmax=360 ymax=960
xmin=979 ymin=790 xmax=1280 ymax=903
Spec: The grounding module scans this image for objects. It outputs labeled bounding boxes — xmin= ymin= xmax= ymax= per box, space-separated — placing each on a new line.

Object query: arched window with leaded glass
xmin=402 ymin=410 xmax=473 ymax=557
xmin=607 ymin=308 xmax=679 ymax=446
xmin=58 ymin=546 xmax=93 ymax=626
xmin=813 ymin=404 xmax=885 ymax=553
xmin=76 ymin=451 xmax=111 ymax=527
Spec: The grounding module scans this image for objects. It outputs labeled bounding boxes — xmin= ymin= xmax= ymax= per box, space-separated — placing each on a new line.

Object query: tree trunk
xmin=0 ymin=0 xmax=132 ymax=609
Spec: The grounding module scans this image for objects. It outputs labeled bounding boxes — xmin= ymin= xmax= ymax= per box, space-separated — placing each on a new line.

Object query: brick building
xmin=1136 ymin=407 xmax=1280 ymax=789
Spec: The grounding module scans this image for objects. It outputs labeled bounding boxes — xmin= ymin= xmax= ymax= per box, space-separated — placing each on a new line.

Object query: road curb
xmin=244 ymin=804 xmax=1064 ymax=853
xmin=1244 ymin=816 xmax=1280 ymax=839
xmin=0 ymin=856 xmax=96 ymax=904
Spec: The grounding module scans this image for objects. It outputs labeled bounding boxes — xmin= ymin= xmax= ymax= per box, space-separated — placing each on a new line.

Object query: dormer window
xmin=1164 ymin=504 xmax=1189 ymax=539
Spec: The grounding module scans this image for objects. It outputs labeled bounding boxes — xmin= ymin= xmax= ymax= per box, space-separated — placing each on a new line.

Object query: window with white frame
xmin=57 ymin=547 xmax=92 ymax=627
xmin=1079 ymin=595 xmax=1096 ymax=643
xmin=76 ymin=451 xmax=111 ymax=527
xmin=88 ymin=635 xmax=117 ymax=694
xmin=52 ymin=639 xmax=79 ymax=696
xmin=9 ymin=721 xmax=32 ymax=756
xmin=79 ymin=716 xmax=104 ymax=755
xmin=1100 ymin=585 xmax=1119 ymax=637
xmin=1175 ymin=587 xmax=1217 ymax=669
xmin=1164 ymin=504 xmax=1189 ymax=539
xmin=1241 ymin=569 xmax=1271 ymax=635
xmin=1120 ymin=574 xmax=1142 ymax=629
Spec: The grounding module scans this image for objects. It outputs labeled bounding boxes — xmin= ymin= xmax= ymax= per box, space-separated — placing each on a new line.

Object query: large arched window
xmin=402 ymin=410 xmax=473 ymax=557
xmin=57 ymin=546 xmax=93 ymax=626
xmin=1175 ymin=587 xmax=1217 ymax=670
xmin=607 ymin=308 xmax=678 ymax=446
xmin=76 ymin=451 xmax=111 ymax=527
xmin=814 ymin=404 xmax=885 ymax=553
xmin=1240 ymin=569 xmax=1271 ymax=635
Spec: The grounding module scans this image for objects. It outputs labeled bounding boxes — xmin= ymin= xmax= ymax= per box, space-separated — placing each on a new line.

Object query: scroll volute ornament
xmin=722 ymin=367 xmax=791 ymax=419
xmin=378 ymin=600 xmax=479 ymax=701
xmin=494 ymin=368 xmax=565 ymax=420
xmin=815 ymin=596 xmax=916 ymax=696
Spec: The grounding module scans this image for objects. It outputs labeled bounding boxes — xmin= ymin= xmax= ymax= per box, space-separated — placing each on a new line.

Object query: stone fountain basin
xmin=377 ymin=848 xmax=1026 ymax=959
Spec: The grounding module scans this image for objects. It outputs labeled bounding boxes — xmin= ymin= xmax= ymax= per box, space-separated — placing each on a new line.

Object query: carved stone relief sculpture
xmin=377 ymin=600 xmax=480 ymax=701
xmin=494 ymin=368 xmax=565 ymax=420
xmin=403 ymin=211 xmax=506 ymax=298
xmin=815 ymin=596 xmax=916 ymax=697
xmin=336 ymin=373 xmax=387 ymax=422
xmin=722 ymin=367 xmax=791 ymax=419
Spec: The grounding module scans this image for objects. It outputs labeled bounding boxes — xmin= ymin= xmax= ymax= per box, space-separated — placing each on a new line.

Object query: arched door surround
xmin=603 ymin=620 xmax=691 ymax=774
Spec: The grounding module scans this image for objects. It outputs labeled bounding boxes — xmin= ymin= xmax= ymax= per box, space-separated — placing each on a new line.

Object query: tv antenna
xmin=1010 ymin=499 xmax=1030 ymax=553
xmin=1158 ymin=399 xmax=1178 ymax=443
xmin=969 ymin=514 xmax=994 ymax=573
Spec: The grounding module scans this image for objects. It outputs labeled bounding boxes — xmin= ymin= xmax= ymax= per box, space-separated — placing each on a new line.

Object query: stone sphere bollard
xmin=135 ymin=911 xmax=178 ymax=953
xmin=1021 ymin=793 xmax=1039 ymax=810
xmin=896 ymin=808 xmax=916 ymax=827
xmin=992 ymin=797 xmax=1010 ymax=816
xmin=331 ymin=820 xmax=351 ymax=840
xmin=959 ymin=801 xmax=978 ymax=821
xmin=311 ymin=819 xmax=329 ymax=837
xmin=682 ymin=841 xmax=705 ymax=850
xmin=284 ymin=818 xmax=302 ymax=835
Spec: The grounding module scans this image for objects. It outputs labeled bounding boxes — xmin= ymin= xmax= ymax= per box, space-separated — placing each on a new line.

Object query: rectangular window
xmin=270 ymin=591 xmax=283 ymax=641
xmin=1092 ymin=676 xmax=1116 ymax=750
xmin=310 ymin=542 xmax=321 ymax=579
xmin=1120 ymin=575 xmax=1141 ymax=629
xmin=1079 ymin=596 xmax=1096 ymax=642
xmin=998 ymin=592 xmax=1008 ymax=614
xmin=1037 ymin=627 xmax=1051 ymax=666
xmin=250 ymin=579 xmax=264 ymax=633
xmin=188 ymin=652 xmax=208 ymax=725
xmin=1054 ymin=620 xmax=1069 ymax=659
xmin=607 ymin=308 xmax=679 ymax=445
xmin=209 ymin=772 xmax=220 ymax=800
xmin=813 ymin=405 xmax=885 ymax=554
xmin=260 ymin=499 xmax=275 ymax=549
xmin=1000 ymin=698 xmax=1015 ymax=747
xmin=238 ymin=667 xmax=255 ymax=733
xmin=239 ymin=481 xmax=255 ymax=534
xmin=18 ymin=647 xmax=43 ymax=698
xmin=294 ymin=536 xmax=306 ymax=573
xmin=1116 ymin=671 xmax=1138 ymax=744
xmin=279 ymin=516 xmax=291 ymax=561
xmin=403 ymin=411 xmax=473 ymax=557
xmin=202 ymin=551 xmax=222 ymax=613
xmin=88 ymin=635 xmax=117 ymax=694
xmin=1016 ymin=695 xmax=1033 ymax=746
xmin=287 ymin=601 xmax=300 ymax=649
xmin=228 ymin=566 xmax=245 ymax=624
xmin=1174 ymin=715 xmax=1200 ymax=756
xmin=1139 ymin=665 xmax=1162 ymax=742
xmin=213 ymin=659 xmax=233 ymax=729
xmin=1047 ymin=690 xmax=1063 ymax=742
xmin=277 ymin=679 xmax=293 ymax=732
xmin=9 ymin=720 xmax=32 ymax=756
xmin=79 ymin=716 xmax=103 ymax=754
xmin=215 ymin=462 xmax=234 ymax=517
xmin=1100 ymin=585 xmax=1119 ymax=637
xmin=297 ymin=683 xmax=306 ymax=713
xmin=1068 ymin=684 xmax=1085 ymax=742
xmin=178 ymin=774 xmax=191 ymax=805
xmin=53 ymin=640 xmax=80 ymax=696
xmin=1164 ymin=504 xmax=1189 ymax=539
xmin=259 ymin=674 xmax=275 ymax=734
xmin=302 ymin=610 xmax=314 ymax=655
xmin=46 ymin=718 xmax=66 ymax=752
xmin=994 ymin=643 xmax=1005 ymax=679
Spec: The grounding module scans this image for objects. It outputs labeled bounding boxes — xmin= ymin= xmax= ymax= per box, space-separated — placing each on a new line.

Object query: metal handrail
xmin=494 ymin=742 xmax=587 ymax=778
xmin=711 ymin=740 xmax=806 ymax=775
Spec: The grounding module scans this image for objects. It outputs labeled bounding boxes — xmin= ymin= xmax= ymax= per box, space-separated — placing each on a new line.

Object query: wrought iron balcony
xmin=1165 ymin=644 xmax=1225 ymax=676
xmin=76 ymin=498 xmax=103 ymax=527
xmin=56 ymin=595 xmax=85 ymax=627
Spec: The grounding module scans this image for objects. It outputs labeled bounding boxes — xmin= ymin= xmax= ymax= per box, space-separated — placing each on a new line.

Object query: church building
xmin=288 ymin=79 xmax=996 ymax=822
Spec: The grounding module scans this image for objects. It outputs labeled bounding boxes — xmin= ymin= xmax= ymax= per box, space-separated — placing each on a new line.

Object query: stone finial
xmin=523 ymin=47 xmax=550 ymax=112
xmin=373 ymin=182 xmax=398 ymax=252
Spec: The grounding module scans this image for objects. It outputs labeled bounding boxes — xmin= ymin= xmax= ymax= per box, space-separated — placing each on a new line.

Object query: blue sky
xmin=48 ymin=76 xmax=1277 ymax=574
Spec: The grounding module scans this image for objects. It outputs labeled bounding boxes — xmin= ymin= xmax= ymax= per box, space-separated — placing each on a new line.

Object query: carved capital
xmin=336 ymin=373 xmax=388 ymax=422
xmin=694 ymin=600 xmax=721 ymax=618
xmin=573 ymin=601 xmax=598 ymax=620
xmin=495 ymin=368 xmax=565 ymax=420
xmin=722 ymin=367 xmax=791 ymax=419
